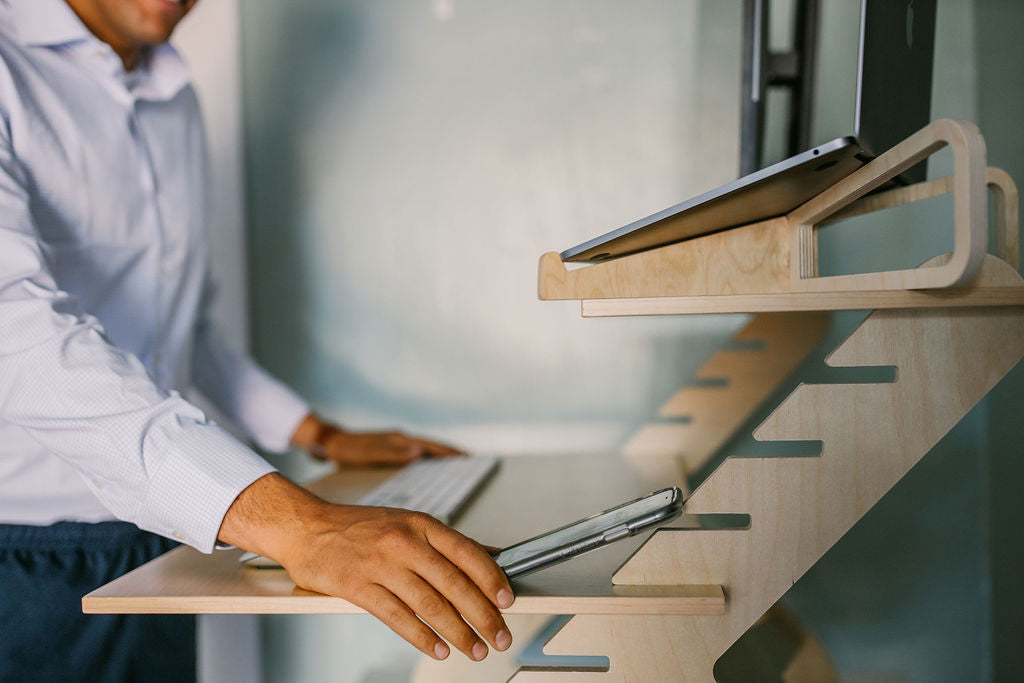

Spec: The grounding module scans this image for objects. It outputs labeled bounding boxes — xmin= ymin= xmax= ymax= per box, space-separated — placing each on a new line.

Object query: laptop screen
xmin=856 ymin=0 xmax=937 ymax=173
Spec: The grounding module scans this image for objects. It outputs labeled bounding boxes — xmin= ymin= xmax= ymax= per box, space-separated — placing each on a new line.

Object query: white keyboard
xmin=358 ymin=455 xmax=500 ymax=524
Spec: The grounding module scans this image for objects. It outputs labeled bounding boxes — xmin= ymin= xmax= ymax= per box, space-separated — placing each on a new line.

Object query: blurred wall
xmin=240 ymin=1 xmax=743 ymax=680
xmin=975 ymin=0 xmax=1024 ymax=679
xmin=240 ymin=0 xmax=745 ymax=480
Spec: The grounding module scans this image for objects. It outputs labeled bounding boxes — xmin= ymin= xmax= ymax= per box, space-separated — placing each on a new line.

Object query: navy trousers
xmin=0 ymin=521 xmax=196 ymax=683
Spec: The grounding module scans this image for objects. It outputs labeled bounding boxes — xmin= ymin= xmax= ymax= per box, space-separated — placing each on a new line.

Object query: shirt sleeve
xmin=190 ymin=275 xmax=310 ymax=454
xmin=0 ymin=129 xmax=275 ymax=553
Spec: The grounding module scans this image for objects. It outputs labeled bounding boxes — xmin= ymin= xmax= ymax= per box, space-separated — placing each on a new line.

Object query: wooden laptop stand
xmin=507 ymin=119 xmax=1024 ymax=681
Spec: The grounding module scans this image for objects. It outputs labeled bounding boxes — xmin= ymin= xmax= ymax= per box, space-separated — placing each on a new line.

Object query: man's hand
xmin=218 ymin=473 xmax=514 ymax=660
xmin=291 ymin=413 xmax=462 ymax=466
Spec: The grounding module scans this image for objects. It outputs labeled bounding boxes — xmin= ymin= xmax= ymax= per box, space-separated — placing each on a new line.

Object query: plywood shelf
xmin=540 ymin=121 xmax=1022 ymax=313
xmin=82 ymin=545 xmax=725 ymax=616
xmin=579 ymin=255 xmax=1024 ymax=317
xmin=83 ymin=454 xmax=727 ymax=618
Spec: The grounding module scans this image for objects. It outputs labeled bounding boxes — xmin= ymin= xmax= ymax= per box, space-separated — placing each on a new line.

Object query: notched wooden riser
xmin=508 ymin=120 xmax=1024 ymax=682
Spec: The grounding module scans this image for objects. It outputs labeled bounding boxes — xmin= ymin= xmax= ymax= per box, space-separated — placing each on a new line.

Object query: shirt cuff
xmin=136 ymin=422 xmax=277 ymax=553
xmin=254 ymin=384 xmax=310 ymax=453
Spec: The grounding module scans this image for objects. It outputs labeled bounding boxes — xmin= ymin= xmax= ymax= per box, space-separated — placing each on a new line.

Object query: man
xmin=0 ymin=0 xmax=514 ymax=679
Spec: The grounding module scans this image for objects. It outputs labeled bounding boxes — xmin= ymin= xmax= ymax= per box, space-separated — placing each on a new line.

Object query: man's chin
xmin=138 ymin=26 xmax=178 ymax=45
xmin=137 ymin=0 xmax=193 ymax=42
xmin=133 ymin=15 xmax=188 ymax=46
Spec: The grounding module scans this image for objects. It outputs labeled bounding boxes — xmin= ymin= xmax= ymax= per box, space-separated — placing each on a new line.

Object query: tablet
xmin=493 ymin=487 xmax=684 ymax=579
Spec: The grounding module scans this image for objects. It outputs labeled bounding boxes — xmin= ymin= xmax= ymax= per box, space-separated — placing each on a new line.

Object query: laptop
xmin=560 ymin=0 xmax=937 ymax=264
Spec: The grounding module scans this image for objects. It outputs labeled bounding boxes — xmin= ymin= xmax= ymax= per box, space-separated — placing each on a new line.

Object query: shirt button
xmin=172 ymin=530 xmax=186 ymax=541
xmin=91 ymin=478 xmax=103 ymax=489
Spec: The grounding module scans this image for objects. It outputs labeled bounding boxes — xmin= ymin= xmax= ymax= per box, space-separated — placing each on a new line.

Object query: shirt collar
xmin=2 ymin=0 xmax=190 ymax=102
xmin=6 ymin=0 xmax=91 ymax=47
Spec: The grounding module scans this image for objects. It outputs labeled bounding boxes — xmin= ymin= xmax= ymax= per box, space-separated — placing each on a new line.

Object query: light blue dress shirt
xmin=0 ymin=0 xmax=309 ymax=552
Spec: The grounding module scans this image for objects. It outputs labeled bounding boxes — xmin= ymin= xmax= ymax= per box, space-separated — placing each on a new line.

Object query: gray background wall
xmin=241 ymin=0 xmax=747 ymax=471
xmin=975 ymin=2 xmax=1024 ymax=681
xmin=231 ymin=0 xmax=1023 ymax=680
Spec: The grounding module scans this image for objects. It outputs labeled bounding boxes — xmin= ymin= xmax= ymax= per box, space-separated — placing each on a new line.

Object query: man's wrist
xmin=290 ymin=413 xmax=346 ymax=461
xmin=217 ymin=472 xmax=327 ymax=563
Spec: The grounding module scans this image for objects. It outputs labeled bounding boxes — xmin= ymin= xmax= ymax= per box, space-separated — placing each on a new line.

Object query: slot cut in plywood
xmin=622 ymin=312 xmax=829 ymax=476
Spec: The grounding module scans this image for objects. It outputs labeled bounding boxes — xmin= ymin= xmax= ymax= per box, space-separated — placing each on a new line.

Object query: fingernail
xmin=472 ymin=641 xmax=487 ymax=661
xmin=433 ymin=642 xmax=449 ymax=660
xmin=497 ymin=588 xmax=514 ymax=608
xmin=496 ymin=629 xmax=512 ymax=651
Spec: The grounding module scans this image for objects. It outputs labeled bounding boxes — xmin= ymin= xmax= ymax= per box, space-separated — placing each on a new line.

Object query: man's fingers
xmin=391 ymin=573 xmax=490 ymax=660
xmin=424 ymin=524 xmax=515 ymax=610
xmin=327 ymin=430 xmax=462 ymax=465
xmin=400 ymin=434 xmax=463 ymax=457
xmin=373 ymin=446 xmax=421 ymax=464
xmin=413 ymin=550 xmax=512 ymax=652
xmin=354 ymin=584 xmax=450 ymax=661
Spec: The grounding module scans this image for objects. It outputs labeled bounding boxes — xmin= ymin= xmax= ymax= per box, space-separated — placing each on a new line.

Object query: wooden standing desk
xmin=83 ymin=454 xmax=724 ymax=617
xmin=86 ymin=120 xmax=1023 ymax=681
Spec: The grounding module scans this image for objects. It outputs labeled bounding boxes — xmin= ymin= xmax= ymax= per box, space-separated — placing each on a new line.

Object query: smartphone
xmin=493 ymin=487 xmax=684 ymax=579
